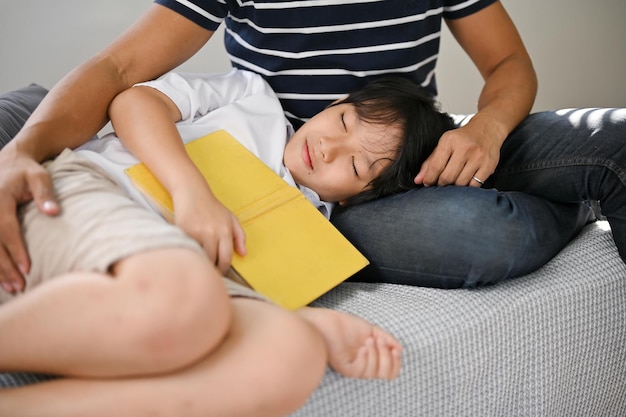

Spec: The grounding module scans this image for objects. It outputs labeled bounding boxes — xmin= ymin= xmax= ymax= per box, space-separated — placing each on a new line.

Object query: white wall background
xmin=1 ymin=0 xmax=625 ymax=115
xmin=437 ymin=0 xmax=626 ymax=113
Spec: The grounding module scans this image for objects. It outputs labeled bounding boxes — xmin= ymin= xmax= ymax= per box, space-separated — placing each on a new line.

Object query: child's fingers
xmin=231 ymin=214 xmax=247 ymax=256
xmin=215 ymin=238 xmax=234 ymax=275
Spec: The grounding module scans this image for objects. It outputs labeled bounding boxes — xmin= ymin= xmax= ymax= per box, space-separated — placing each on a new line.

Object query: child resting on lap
xmin=0 ymin=69 xmax=453 ymax=417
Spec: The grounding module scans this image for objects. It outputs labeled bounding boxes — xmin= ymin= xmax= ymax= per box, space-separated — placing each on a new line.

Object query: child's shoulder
xmin=228 ymin=68 xmax=275 ymax=95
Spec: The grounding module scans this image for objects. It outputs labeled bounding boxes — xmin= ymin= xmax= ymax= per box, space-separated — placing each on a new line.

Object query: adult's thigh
xmin=331 ymin=186 xmax=592 ymax=288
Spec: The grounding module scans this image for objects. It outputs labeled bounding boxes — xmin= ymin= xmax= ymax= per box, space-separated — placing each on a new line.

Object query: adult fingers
xmin=414 ymin=146 xmax=452 ymax=186
xmin=0 ymin=156 xmax=58 ymax=290
xmin=27 ymin=167 xmax=60 ymax=215
xmin=468 ymin=169 xmax=490 ymax=187
xmin=454 ymin=160 xmax=488 ymax=187
xmin=0 ymin=201 xmax=28 ymax=292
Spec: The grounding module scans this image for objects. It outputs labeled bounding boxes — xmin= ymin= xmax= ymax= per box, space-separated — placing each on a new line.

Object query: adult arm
xmin=414 ymin=1 xmax=537 ymax=187
xmin=0 ymin=4 xmax=215 ymax=290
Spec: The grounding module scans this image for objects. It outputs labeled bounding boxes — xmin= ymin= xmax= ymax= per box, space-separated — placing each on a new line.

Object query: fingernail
xmin=17 ymin=263 xmax=28 ymax=276
xmin=11 ymin=281 xmax=22 ymax=293
xmin=1 ymin=283 xmax=14 ymax=293
xmin=42 ymin=200 xmax=58 ymax=212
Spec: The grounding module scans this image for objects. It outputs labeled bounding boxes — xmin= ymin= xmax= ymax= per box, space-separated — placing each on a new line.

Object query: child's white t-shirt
xmin=76 ymin=69 xmax=333 ymax=218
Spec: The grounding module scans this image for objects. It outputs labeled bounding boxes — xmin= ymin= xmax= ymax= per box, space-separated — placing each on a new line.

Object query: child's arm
xmin=108 ymin=85 xmax=246 ymax=273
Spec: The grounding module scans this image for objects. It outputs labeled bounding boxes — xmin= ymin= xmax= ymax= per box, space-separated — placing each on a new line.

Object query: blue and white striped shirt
xmin=155 ymin=0 xmax=496 ymax=127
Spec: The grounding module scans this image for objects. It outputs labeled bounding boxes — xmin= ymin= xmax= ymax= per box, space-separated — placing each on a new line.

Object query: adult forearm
xmin=8 ymin=4 xmax=214 ymax=163
xmin=9 ymin=54 xmax=131 ymax=162
xmin=471 ymin=52 xmax=538 ymax=143
xmin=445 ymin=0 xmax=538 ymax=148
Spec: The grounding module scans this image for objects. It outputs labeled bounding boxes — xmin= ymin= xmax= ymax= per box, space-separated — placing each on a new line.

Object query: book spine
xmin=236 ymin=187 xmax=303 ymax=225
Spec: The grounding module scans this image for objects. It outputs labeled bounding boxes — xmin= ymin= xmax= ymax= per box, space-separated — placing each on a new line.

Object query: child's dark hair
xmin=336 ymin=76 xmax=454 ymax=207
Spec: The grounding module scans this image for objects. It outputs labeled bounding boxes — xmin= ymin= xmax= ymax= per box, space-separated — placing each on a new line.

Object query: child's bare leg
xmin=297 ymin=307 xmax=402 ymax=380
xmin=0 ymin=298 xmax=327 ymax=417
xmin=0 ymin=248 xmax=231 ymax=377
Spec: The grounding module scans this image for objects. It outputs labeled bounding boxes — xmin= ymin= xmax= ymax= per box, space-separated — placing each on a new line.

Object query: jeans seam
xmin=374 ymin=265 xmax=480 ymax=284
xmin=497 ymin=157 xmax=626 ymax=186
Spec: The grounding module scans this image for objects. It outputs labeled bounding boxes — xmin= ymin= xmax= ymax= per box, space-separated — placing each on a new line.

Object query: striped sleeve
xmin=443 ymin=0 xmax=498 ymax=19
xmin=154 ymin=0 xmax=227 ymax=31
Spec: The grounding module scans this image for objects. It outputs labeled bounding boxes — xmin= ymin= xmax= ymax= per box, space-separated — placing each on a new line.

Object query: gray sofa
xmin=1 ymin=85 xmax=625 ymax=416
xmin=299 ymin=222 xmax=626 ymax=417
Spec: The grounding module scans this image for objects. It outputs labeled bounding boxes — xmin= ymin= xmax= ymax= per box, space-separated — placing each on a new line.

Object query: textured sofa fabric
xmin=1 ymin=85 xmax=625 ymax=416
xmin=294 ymin=222 xmax=626 ymax=417
xmin=2 ymin=222 xmax=625 ymax=416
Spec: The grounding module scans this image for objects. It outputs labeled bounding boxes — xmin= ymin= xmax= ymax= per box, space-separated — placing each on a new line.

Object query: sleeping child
xmin=0 ymin=68 xmax=453 ymax=417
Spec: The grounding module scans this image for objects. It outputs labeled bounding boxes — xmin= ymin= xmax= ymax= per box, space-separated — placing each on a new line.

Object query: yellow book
xmin=125 ymin=129 xmax=368 ymax=310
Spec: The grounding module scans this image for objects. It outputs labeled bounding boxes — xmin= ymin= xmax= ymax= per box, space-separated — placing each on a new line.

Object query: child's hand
xmin=172 ymin=187 xmax=246 ymax=274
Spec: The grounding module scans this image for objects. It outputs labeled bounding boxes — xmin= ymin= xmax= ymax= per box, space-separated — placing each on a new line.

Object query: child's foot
xmin=297 ymin=307 xmax=402 ymax=380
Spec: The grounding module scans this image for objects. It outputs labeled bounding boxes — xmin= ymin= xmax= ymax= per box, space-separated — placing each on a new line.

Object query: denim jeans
xmin=331 ymin=108 xmax=626 ymax=288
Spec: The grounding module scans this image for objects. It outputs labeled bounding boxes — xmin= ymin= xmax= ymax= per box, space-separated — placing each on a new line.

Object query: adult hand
xmin=416 ymin=1 xmax=537 ymax=188
xmin=0 ymin=149 xmax=59 ymax=293
xmin=173 ymin=188 xmax=246 ymax=275
xmin=414 ymin=122 xmax=501 ymax=187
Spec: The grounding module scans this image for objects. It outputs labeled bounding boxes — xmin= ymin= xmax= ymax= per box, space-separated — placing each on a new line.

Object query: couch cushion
xmin=0 ymin=83 xmax=48 ymax=148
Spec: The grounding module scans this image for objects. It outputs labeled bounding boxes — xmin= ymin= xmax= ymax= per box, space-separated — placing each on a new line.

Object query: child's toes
xmin=352 ymin=336 xmax=375 ymax=379
xmin=375 ymin=337 xmax=396 ymax=380
xmin=373 ymin=337 xmax=401 ymax=380
xmin=391 ymin=347 xmax=402 ymax=378
xmin=384 ymin=343 xmax=402 ymax=380
xmin=331 ymin=340 xmax=367 ymax=378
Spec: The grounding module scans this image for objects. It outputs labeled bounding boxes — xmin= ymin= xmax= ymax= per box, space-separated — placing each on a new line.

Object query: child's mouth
xmin=303 ymin=141 xmax=313 ymax=170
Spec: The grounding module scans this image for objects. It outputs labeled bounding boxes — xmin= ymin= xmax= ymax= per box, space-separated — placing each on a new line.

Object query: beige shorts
xmin=1 ymin=149 xmax=265 ymax=304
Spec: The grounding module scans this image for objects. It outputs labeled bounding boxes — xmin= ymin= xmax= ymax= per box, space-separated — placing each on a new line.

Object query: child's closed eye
xmin=352 ymin=155 xmax=360 ymax=178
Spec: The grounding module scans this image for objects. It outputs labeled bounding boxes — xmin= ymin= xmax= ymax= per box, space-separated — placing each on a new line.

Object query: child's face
xmin=284 ymin=103 xmax=400 ymax=203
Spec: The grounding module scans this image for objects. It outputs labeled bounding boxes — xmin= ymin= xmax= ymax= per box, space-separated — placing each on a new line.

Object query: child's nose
xmin=319 ymin=136 xmax=346 ymax=162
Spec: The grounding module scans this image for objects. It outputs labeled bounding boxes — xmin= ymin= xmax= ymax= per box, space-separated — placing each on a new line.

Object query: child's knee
xmin=114 ymin=249 xmax=232 ymax=370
